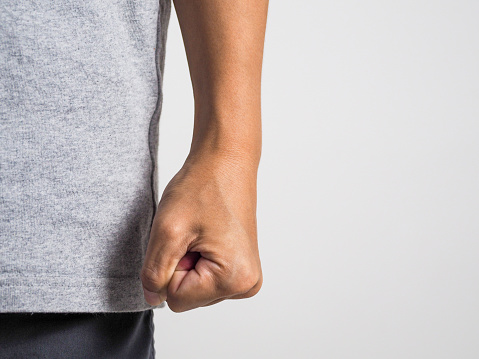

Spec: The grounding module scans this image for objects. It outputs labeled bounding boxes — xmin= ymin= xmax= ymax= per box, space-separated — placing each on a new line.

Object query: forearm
xmin=172 ymin=0 xmax=268 ymax=167
xmin=141 ymin=0 xmax=267 ymax=310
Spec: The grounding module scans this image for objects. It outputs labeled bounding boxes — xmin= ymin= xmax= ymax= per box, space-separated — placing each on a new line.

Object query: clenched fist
xmin=140 ymin=151 xmax=263 ymax=313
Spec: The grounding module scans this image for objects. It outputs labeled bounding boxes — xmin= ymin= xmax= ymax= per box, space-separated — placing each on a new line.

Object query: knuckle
xmin=256 ymin=273 xmax=263 ymax=292
xmin=169 ymin=304 xmax=183 ymax=313
xmin=228 ymin=261 xmax=261 ymax=294
xmin=156 ymin=217 xmax=186 ymax=240
xmin=166 ymin=299 xmax=186 ymax=313
xmin=245 ymin=274 xmax=263 ymax=298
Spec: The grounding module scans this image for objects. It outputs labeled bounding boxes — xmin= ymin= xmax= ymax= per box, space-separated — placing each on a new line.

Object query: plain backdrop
xmin=154 ymin=1 xmax=479 ymax=358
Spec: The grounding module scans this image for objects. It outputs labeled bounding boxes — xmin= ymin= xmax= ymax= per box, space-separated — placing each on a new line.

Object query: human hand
xmin=140 ymin=151 xmax=263 ymax=312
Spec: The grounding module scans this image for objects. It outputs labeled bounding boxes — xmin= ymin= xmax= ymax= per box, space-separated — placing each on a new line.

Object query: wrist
xmin=188 ymin=112 xmax=262 ymax=170
xmin=186 ymin=142 xmax=261 ymax=176
xmin=185 ymin=142 xmax=260 ymax=181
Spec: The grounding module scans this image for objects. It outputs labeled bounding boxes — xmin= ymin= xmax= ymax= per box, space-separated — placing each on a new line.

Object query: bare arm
xmin=141 ymin=0 xmax=269 ymax=312
xmin=178 ymin=0 xmax=267 ymax=160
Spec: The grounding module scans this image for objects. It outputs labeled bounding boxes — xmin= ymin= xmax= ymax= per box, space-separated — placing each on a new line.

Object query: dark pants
xmin=0 ymin=310 xmax=155 ymax=359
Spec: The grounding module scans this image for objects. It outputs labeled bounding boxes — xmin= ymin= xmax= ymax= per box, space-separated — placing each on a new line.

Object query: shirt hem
xmin=0 ymin=276 xmax=166 ymax=313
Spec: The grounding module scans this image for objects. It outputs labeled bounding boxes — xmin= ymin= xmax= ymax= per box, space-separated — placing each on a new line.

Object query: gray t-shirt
xmin=0 ymin=0 xmax=171 ymax=313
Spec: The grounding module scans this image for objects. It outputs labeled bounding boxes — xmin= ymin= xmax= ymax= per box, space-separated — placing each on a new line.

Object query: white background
xmin=155 ymin=1 xmax=479 ymax=358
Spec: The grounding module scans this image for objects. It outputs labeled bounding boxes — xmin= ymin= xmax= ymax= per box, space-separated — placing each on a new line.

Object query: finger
xmin=228 ymin=274 xmax=263 ymax=299
xmin=201 ymin=297 xmax=227 ymax=307
xmin=165 ymin=252 xmax=201 ymax=295
xmin=176 ymin=251 xmax=201 ymax=271
xmin=140 ymin=218 xmax=189 ymax=306
xmin=166 ymin=256 xmax=224 ymax=313
xmin=201 ymin=274 xmax=263 ymax=307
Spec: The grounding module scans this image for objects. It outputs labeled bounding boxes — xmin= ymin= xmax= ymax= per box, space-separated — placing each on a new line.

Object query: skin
xmin=140 ymin=0 xmax=269 ymax=313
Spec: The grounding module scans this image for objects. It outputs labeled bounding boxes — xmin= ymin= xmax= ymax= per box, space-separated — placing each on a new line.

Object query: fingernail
xmin=143 ymin=288 xmax=164 ymax=305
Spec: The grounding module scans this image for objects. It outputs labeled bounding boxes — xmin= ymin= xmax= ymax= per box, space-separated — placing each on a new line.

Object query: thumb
xmin=140 ymin=218 xmax=189 ymax=306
